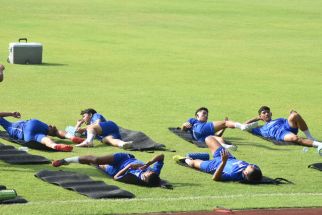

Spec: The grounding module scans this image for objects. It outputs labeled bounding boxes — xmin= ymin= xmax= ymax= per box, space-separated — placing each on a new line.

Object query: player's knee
xmin=87 ymin=156 xmax=99 ymax=164
xmin=289 ymin=112 xmax=300 ymax=121
xmin=214 ymin=136 xmax=224 ymax=142
xmin=205 ymin=136 xmax=212 ymax=142
xmin=289 ymin=135 xmax=300 ymax=143
xmin=205 ymin=136 xmax=215 ymax=145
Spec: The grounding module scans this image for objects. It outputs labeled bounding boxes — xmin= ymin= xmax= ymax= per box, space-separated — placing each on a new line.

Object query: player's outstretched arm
xmin=114 ymin=163 xmax=144 ymax=179
xmin=244 ymin=116 xmax=261 ymax=124
xmin=0 ymin=112 xmax=21 ymax=118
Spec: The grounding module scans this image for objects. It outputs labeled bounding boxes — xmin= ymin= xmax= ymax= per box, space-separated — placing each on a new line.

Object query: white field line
xmin=26 ymin=192 xmax=322 ymax=205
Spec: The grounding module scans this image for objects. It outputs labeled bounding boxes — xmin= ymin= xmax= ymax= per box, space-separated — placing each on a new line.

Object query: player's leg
xmin=284 ymin=132 xmax=322 ymax=155
xmin=39 ymin=136 xmax=72 ymax=152
xmin=102 ymin=135 xmax=134 ymax=149
xmin=284 ymin=133 xmax=313 ymax=146
xmin=56 ymin=129 xmax=84 ymax=144
xmin=208 ymin=136 xmax=237 ymax=151
xmin=76 ymin=123 xmax=102 ymax=147
xmin=24 ymin=119 xmax=73 ymax=151
xmin=288 ymin=111 xmax=314 ymax=140
xmin=205 ymin=135 xmax=226 ymax=154
xmin=213 ymin=120 xmax=258 ymax=132
xmin=185 ymin=159 xmax=204 ymax=169
xmin=52 ymin=154 xmax=115 ymax=167
xmin=100 ymin=121 xmax=134 ymax=149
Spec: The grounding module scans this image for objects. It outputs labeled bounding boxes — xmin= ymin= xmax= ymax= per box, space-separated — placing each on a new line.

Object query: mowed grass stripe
xmin=25 ymin=192 xmax=322 ymax=205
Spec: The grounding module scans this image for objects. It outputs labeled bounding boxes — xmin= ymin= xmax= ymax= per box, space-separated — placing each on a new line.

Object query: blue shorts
xmin=192 ymin=122 xmax=215 ymax=143
xmin=0 ymin=118 xmax=48 ymax=142
xmin=23 ymin=119 xmax=49 ymax=142
xmin=200 ymin=147 xmax=235 ymax=173
xmin=252 ymin=118 xmax=299 ymax=141
xmin=99 ymin=121 xmax=121 ymax=139
xmin=275 ymin=119 xmax=298 ymax=141
xmin=105 ymin=153 xmax=135 ymax=176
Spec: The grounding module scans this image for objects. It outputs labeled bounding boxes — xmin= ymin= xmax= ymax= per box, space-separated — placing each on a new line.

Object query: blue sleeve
xmin=220 ymin=173 xmax=235 ymax=181
xmin=251 ymin=127 xmax=261 ymax=135
xmin=188 ymin=118 xmax=197 ymax=125
xmin=151 ymin=161 xmax=164 ymax=175
xmin=221 ymin=172 xmax=245 ymax=181
xmin=91 ymin=113 xmax=106 ymax=124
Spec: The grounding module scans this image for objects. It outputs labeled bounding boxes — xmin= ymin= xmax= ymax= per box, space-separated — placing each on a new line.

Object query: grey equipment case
xmin=8 ymin=38 xmax=42 ymax=64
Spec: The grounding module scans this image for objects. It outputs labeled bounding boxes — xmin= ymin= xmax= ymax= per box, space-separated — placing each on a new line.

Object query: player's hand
xmin=183 ymin=122 xmax=192 ymax=129
xmin=76 ymin=119 xmax=84 ymax=125
xmin=220 ymin=149 xmax=229 ymax=163
xmin=129 ymin=163 xmax=144 ymax=170
xmin=12 ymin=112 xmax=21 ymax=118
xmin=139 ymin=163 xmax=150 ymax=170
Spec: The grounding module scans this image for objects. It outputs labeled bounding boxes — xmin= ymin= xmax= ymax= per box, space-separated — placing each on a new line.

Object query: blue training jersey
xmin=187 ymin=118 xmax=215 ymax=142
xmin=206 ymin=157 xmax=249 ymax=181
xmin=116 ymin=159 xmax=164 ymax=180
xmin=251 ymin=118 xmax=288 ymax=139
xmin=90 ymin=113 xmax=106 ymax=124
xmin=220 ymin=159 xmax=249 ymax=181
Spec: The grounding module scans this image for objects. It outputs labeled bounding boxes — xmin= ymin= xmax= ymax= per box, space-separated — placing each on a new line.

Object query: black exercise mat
xmin=168 ymin=127 xmax=207 ymax=148
xmin=308 ymin=163 xmax=322 ymax=171
xmin=0 ymin=185 xmax=28 ymax=204
xmin=0 ymin=131 xmax=56 ymax=151
xmin=120 ymin=127 xmax=174 ymax=152
xmin=35 ymin=170 xmax=135 ymax=199
xmin=0 ymin=143 xmax=50 ymax=164
xmin=174 ymin=159 xmax=292 ymax=185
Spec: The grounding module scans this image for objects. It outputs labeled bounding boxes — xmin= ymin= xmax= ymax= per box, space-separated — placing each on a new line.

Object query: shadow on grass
xmin=237 ymin=143 xmax=293 ymax=151
xmin=171 ymin=182 xmax=201 ymax=187
xmin=38 ymin=62 xmax=68 ymax=66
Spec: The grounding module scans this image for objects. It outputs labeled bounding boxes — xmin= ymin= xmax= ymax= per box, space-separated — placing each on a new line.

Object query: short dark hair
xmin=246 ymin=166 xmax=263 ymax=182
xmin=258 ymin=106 xmax=270 ymax=115
xmin=195 ymin=107 xmax=208 ymax=117
xmin=146 ymin=172 xmax=161 ymax=187
xmin=80 ymin=108 xmax=97 ymax=115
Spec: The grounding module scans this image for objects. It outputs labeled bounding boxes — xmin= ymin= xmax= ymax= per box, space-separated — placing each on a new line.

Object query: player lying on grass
xmin=244 ymin=106 xmax=322 ymax=155
xmin=69 ymin=108 xmax=132 ymax=148
xmin=52 ymin=153 xmax=164 ymax=187
xmin=0 ymin=64 xmax=4 ymax=82
xmin=181 ymin=107 xmax=258 ymax=151
xmin=75 ymin=120 xmax=134 ymax=149
xmin=0 ymin=112 xmax=80 ymax=152
xmin=173 ymin=137 xmax=262 ymax=182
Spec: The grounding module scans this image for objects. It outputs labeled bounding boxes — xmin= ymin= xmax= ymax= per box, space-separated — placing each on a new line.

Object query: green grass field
xmin=0 ymin=0 xmax=322 ymax=214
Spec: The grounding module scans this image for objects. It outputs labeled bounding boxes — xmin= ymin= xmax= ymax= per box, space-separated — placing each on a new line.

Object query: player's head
xmin=141 ymin=171 xmax=161 ymax=187
xmin=243 ymin=164 xmax=262 ymax=182
xmin=47 ymin=125 xmax=58 ymax=136
xmin=195 ymin=107 xmax=208 ymax=122
xmin=80 ymin=108 xmax=97 ymax=124
xmin=258 ymin=106 xmax=272 ymax=122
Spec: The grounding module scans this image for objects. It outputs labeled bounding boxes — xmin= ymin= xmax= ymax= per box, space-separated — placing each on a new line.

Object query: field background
xmin=0 ymin=0 xmax=322 ymax=214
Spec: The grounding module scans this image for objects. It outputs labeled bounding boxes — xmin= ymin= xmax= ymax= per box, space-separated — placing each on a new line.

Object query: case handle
xmin=18 ymin=38 xmax=27 ymax=43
